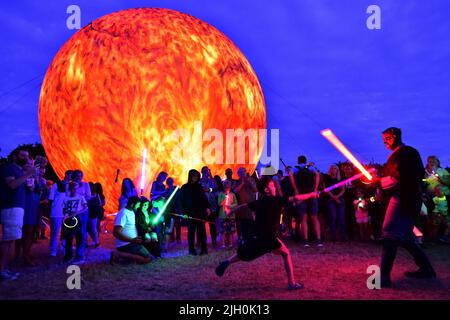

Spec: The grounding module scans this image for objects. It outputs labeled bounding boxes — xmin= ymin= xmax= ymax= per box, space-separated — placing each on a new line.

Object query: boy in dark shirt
xmin=215 ymin=175 xmax=318 ymax=290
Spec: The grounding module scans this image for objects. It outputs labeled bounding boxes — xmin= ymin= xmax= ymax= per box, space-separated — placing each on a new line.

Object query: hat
xmin=261 ymin=165 xmax=277 ymax=176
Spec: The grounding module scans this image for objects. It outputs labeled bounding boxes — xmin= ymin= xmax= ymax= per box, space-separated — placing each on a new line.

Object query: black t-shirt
xmin=180 ymin=183 xmax=210 ymax=219
xmin=323 ymin=174 xmax=343 ymax=198
xmin=247 ymin=195 xmax=284 ymax=239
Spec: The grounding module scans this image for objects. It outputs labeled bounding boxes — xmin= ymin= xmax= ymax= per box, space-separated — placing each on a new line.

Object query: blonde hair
xmin=328 ymin=164 xmax=341 ymax=180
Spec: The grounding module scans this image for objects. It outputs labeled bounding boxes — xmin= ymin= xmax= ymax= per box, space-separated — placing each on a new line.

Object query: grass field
xmin=1 ymin=228 xmax=449 ymax=300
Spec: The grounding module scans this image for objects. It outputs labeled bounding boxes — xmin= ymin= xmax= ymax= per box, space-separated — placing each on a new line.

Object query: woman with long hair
xmin=323 ymin=164 xmax=346 ymax=241
xmin=135 ymin=197 xmax=161 ymax=258
xmin=118 ymin=178 xmax=138 ymax=210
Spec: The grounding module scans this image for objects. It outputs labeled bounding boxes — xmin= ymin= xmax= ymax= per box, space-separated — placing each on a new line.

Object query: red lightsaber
xmin=320 ymin=129 xmax=373 ymax=181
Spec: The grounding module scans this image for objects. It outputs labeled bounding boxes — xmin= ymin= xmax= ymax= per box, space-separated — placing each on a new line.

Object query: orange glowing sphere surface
xmin=39 ymin=8 xmax=266 ymax=212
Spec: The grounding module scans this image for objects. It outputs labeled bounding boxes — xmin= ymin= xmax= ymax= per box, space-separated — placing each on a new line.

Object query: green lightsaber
xmin=152 ymin=186 xmax=179 ymax=225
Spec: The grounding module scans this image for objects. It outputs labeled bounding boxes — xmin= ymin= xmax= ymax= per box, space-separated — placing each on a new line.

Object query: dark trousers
xmin=188 ymin=220 xmax=207 ymax=253
xmin=381 ymin=195 xmax=435 ymax=281
xmin=62 ymin=224 xmax=83 ymax=261
xmin=208 ymin=211 xmax=218 ymax=244
xmin=173 ymin=216 xmax=182 ymax=241
xmin=381 ymin=238 xmax=435 ymax=281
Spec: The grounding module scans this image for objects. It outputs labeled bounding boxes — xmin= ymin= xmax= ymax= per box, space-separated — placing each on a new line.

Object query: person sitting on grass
xmin=215 ymin=175 xmax=318 ymax=290
xmin=111 ymin=196 xmax=152 ymax=264
xmin=135 ymin=197 xmax=162 ymax=258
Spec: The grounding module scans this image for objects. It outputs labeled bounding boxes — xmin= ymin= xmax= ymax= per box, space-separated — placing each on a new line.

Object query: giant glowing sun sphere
xmin=39 ymin=8 xmax=266 ymax=212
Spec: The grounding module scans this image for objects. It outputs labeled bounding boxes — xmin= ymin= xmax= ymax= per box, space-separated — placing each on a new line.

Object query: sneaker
xmin=316 ymin=240 xmax=324 ymax=247
xmin=303 ymin=241 xmax=311 ymax=248
xmin=189 ymin=250 xmax=198 ymax=256
xmin=0 ymin=271 xmax=18 ymax=281
xmin=288 ymin=282 xmax=304 ymax=290
xmin=215 ymin=260 xmax=230 ymax=277
xmin=72 ymin=257 xmax=86 ymax=265
xmin=404 ymin=269 xmax=436 ymax=279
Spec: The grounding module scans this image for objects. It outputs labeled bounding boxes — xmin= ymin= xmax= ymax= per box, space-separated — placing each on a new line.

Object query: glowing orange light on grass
xmin=320 ymin=129 xmax=373 ymax=181
xmin=39 ymin=8 xmax=266 ymax=212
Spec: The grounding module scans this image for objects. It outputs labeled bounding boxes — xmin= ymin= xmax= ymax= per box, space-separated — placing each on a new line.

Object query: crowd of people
xmin=110 ymin=153 xmax=449 ymax=268
xmin=1 ymin=140 xmax=449 ymax=285
xmin=0 ymin=149 xmax=105 ymax=281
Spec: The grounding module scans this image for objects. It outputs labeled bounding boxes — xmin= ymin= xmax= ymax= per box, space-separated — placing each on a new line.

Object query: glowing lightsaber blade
xmin=140 ymin=148 xmax=147 ymax=196
xmin=152 ymin=186 xmax=179 ymax=225
xmin=320 ymin=170 xmax=375 ymax=194
xmin=321 ymin=129 xmax=373 ymax=181
xmin=413 ymin=226 xmax=423 ymax=237
xmin=170 ymin=213 xmax=214 ymax=224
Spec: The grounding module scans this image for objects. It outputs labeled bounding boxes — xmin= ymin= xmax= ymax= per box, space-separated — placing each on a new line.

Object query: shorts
xmin=297 ymin=198 xmax=318 ymax=217
xmin=237 ymin=236 xmax=282 ymax=262
xmin=117 ymin=243 xmax=151 ymax=259
xmin=356 ymin=216 xmax=369 ymax=224
xmin=1 ymin=208 xmax=24 ymax=241
xmin=220 ymin=217 xmax=236 ymax=234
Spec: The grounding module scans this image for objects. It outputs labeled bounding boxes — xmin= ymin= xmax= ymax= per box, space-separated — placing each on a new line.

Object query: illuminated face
xmin=265 ymin=180 xmax=276 ymax=196
xmin=38 ymin=8 xmax=266 ymax=212
xmin=382 ymin=132 xmax=396 ymax=150
xmin=141 ymin=201 xmax=149 ymax=214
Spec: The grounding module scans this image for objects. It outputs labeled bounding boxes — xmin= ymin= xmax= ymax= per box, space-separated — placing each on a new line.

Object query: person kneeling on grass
xmin=215 ymin=175 xmax=318 ymax=290
xmin=112 ymin=196 xmax=152 ymax=264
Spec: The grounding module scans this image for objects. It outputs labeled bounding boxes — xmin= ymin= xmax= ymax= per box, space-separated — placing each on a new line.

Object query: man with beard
xmin=377 ymin=127 xmax=436 ymax=288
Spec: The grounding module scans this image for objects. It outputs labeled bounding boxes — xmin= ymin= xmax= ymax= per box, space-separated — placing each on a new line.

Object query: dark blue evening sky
xmin=1 ymin=0 xmax=449 ymax=171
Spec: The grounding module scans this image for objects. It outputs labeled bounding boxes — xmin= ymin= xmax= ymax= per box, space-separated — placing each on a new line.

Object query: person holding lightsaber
xmin=180 ymin=169 xmax=211 ymax=256
xmin=375 ymin=127 xmax=436 ymax=288
xmin=215 ymin=174 xmax=319 ymax=290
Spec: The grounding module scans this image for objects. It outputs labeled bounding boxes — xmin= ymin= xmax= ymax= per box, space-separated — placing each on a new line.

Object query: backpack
xmin=294 ymin=166 xmax=315 ymax=194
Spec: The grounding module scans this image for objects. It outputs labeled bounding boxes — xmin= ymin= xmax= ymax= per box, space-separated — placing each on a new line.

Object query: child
xmin=431 ymin=186 xmax=449 ymax=243
xmin=215 ymin=176 xmax=318 ymax=290
xmin=62 ymin=182 xmax=87 ymax=264
xmin=353 ymin=189 xmax=370 ymax=241
xmin=218 ymin=180 xmax=237 ymax=248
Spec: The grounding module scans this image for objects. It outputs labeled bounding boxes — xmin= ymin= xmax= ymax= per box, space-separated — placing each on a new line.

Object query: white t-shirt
xmin=63 ymin=195 xmax=87 ymax=215
xmin=48 ymin=183 xmax=67 ymax=218
xmin=114 ymin=208 xmax=138 ymax=248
